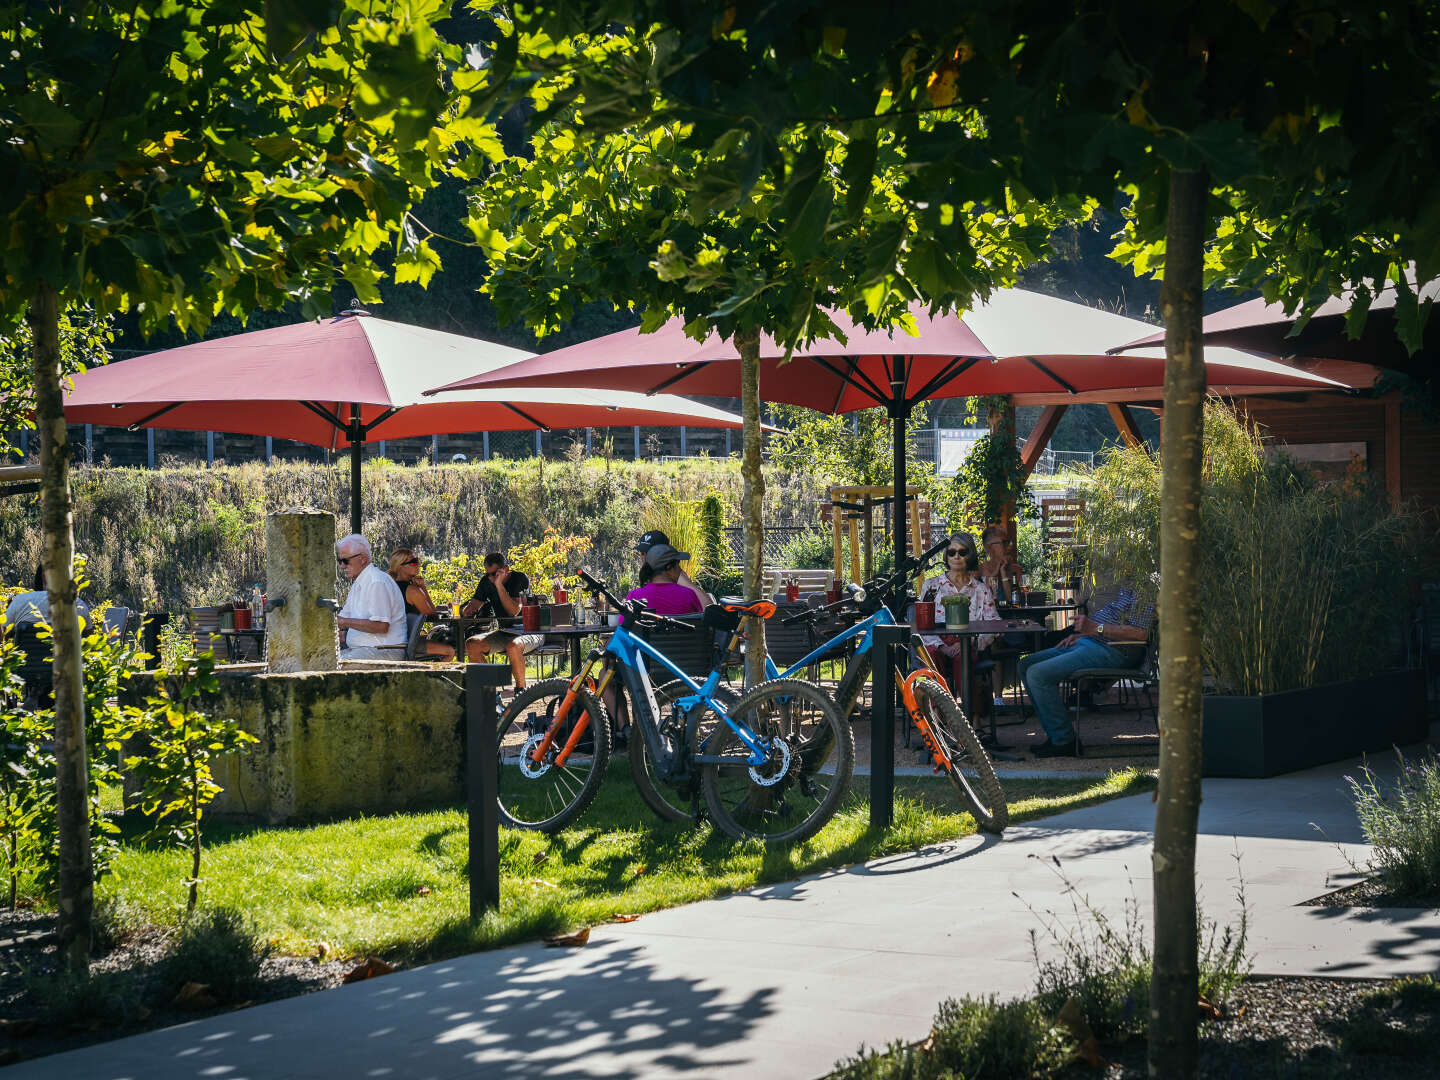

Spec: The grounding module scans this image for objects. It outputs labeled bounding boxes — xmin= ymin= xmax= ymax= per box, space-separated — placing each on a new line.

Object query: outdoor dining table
xmin=431 ymin=614 xmax=612 ymax=673
xmin=939 ymin=617 xmax=1047 ymax=761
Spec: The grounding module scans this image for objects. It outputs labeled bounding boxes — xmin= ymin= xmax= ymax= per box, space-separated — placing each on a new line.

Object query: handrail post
xmin=870 ymin=623 xmax=908 ymax=829
xmin=465 ymin=663 xmax=512 ymax=919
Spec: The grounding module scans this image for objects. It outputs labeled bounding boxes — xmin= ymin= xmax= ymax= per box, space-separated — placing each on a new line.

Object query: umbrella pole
xmin=349 ymin=404 xmax=363 ymax=536
xmin=890 ymin=403 xmax=908 ymax=567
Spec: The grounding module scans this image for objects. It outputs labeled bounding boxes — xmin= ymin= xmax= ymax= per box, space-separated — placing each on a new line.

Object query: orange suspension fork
xmin=531 ymin=656 xmax=602 ymax=766
xmin=902 ymin=668 xmax=953 ymax=772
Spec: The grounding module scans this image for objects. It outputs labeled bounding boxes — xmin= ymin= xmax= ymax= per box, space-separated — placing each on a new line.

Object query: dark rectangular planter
xmin=1202 ymin=668 xmax=1427 ymax=778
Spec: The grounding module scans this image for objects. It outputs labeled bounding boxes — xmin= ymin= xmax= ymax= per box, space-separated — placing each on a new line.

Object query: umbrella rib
xmin=647 ymin=361 xmax=708 ymax=396
xmin=300 ymin=401 xmax=348 ymax=432
xmin=124 ymin=402 xmax=183 ymax=430
xmin=503 ymin=402 xmax=551 ymax=431
xmin=361 ymin=407 xmax=401 ymax=436
xmin=906 ymin=355 xmax=983 ymax=408
xmin=807 ymin=356 xmax=893 ymax=409
xmin=1025 ymin=357 xmax=1080 ymax=395
xmin=829 ymin=356 xmax=862 ymax=414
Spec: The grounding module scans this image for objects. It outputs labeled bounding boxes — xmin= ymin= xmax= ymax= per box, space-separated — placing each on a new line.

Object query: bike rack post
xmin=465 ymin=662 xmax=513 ymax=919
xmin=869 ymin=623 xmax=909 ymax=829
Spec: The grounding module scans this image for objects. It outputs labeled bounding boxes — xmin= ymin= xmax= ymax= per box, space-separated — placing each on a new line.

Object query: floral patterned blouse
xmin=917 ymin=573 xmax=1001 ymax=650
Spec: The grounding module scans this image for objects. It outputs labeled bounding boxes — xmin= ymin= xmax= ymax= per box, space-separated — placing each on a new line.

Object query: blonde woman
xmin=387 ymin=548 xmax=455 ymax=660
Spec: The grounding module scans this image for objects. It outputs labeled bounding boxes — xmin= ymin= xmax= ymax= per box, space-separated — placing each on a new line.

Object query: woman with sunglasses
xmin=918 ymin=533 xmax=1002 ymax=719
xmin=387 ymin=548 xmax=455 ymax=659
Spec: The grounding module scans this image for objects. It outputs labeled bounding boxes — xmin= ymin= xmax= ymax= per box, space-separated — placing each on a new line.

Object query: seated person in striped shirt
xmin=1016 ymin=585 xmax=1154 ymax=758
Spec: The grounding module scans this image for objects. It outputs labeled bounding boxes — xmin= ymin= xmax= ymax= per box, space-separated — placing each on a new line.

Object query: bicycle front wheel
xmin=910 ymin=678 xmax=1008 ymax=833
xmin=701 ymin=678 xmax=854 ymax=845
xmin=495 ymin=678 xmax=611 ymax=833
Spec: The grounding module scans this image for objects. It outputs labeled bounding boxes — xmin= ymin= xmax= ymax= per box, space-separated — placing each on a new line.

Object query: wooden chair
xmin=375 ymin=613 xmax=447 ymax=662
xmin=102 ymin=606 xmax=132 ymax=640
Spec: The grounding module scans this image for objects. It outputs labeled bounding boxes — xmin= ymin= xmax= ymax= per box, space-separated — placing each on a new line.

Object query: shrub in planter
xmin=1080 ymin=402 xmax=1427 ymax=697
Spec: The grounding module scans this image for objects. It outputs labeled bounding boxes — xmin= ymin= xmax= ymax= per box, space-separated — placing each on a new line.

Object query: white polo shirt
xmin=338 ymin=563 xmax=406 ymax=647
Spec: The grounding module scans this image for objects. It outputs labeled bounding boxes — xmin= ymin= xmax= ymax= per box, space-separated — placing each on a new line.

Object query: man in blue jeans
xmin=1018 ymin=586 xmax=1154 ymax=757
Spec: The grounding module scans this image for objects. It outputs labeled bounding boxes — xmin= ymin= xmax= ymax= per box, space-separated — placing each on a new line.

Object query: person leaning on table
xmin=5 ymin=564 xmax=90 ymax=632
xmin=387 ymin=548 xmax=455 ymax=660
xmin=334 ymin=534 xmax=406 ymax=659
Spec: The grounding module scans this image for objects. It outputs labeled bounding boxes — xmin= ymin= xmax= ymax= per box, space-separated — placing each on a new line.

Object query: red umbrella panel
xmin=428 ymin=291 xmax=1354 ymax=549
xmin=64 ymin=310 xmax=750 ymax=533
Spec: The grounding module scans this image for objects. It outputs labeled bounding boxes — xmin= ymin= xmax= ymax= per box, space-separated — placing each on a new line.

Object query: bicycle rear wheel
xmin=910 ymin=678 xmax=1008 ymax=833
xmin=629 ymin=680 xmax=733 ymax=823
xmin=495 ymin=678 xmax=611 ymax=833
xmin=701 ymin=678 xmax=853 ymax=845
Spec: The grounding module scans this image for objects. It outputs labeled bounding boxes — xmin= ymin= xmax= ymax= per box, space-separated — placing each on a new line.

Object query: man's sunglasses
xmin=337 ymin=554 xmax=361 ymax=566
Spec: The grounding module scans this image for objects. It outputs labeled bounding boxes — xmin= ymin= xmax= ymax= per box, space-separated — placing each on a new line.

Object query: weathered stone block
xmin=124 ymin=666 xmax=467 ymax=824
xmin=266 ymin=509 xmax=339 ymax=672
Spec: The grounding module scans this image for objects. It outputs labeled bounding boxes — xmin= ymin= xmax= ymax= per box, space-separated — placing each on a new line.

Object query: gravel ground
xmin=0 ymin=908 xmax=352 ymax=1067
xmin=1065 ymin=976 xmax=1440 ymax=1079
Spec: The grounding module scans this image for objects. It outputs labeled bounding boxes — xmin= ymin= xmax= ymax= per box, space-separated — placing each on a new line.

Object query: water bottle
xmin=251 ymin=585 xmax=263 ymax=628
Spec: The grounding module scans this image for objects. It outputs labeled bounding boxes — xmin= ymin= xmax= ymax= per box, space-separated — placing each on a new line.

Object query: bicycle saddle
xmin=722 ymin=600 xmax=777 ymax=620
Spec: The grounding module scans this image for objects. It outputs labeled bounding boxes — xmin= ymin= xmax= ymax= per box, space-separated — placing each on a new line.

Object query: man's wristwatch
xmin=1096 ymin=623 xmax=1106 ymax=638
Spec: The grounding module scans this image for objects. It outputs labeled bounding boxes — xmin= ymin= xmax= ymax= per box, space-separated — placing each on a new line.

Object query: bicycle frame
xmin=763 ymin=604 xmax=898 ymax=682
xmin=541 ymin=619 xmax=767 ymax=776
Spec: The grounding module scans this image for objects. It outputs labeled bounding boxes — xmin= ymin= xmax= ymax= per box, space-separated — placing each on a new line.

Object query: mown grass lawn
xmin=99 ymin=767 xmax=1155 ymax=964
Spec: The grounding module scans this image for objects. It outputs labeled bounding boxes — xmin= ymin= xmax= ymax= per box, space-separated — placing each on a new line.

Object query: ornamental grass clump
xmin=1349 ymin=750 xmax=1440 ymax=898
xmin=1080 ymin=401 xmax=1426 ymax=696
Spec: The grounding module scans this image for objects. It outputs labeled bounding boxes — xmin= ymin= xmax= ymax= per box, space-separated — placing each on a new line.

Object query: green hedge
xmin=0 ymin=458 xmax=832 ymax=609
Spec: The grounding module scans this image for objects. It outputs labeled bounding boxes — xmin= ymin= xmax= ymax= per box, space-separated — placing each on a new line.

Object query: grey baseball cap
xmin=643 ymin=543 xmax=690 ymax=569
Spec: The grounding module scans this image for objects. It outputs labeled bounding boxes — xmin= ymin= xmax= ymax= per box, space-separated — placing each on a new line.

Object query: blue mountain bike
xmin=763 ymin=538 xmax=1008 ymax=832
xmin=494 ymin=571 xmax=854 ymax=844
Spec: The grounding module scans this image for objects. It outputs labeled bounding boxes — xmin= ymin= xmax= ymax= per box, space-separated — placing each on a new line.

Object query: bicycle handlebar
xmin=576 ymin=569 xmax=699 ymax=633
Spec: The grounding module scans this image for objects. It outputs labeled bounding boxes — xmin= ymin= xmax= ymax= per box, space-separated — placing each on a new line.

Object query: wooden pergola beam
xmin=1019 ymin=405 xmax=1067 ymax=481
xmin=1107 ymin=403 xmax=1144 ymax=447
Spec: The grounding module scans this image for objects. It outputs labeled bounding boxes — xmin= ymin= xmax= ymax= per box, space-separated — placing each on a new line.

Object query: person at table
xmin=386 ymin=548 xmax=454 ymax=660
xmin=634 ymin=529 xmax=711 ymax=609
xmin=4 ymin=564 xmax=91 ymax=631
xmin=461 ymin=551 xmax=544 ymax=688
xmin=335 ymin=534 xmax=406 ymax=659
xmin=625 ymin=544 xmax=708 ymax=618
xmin=979 ymin=524 xmax=1023 ymax=605
xmin=917 ymin=534 xmax=1001 ymax=719
xmin=1017 ymin=584 xmax=1153 ymax=758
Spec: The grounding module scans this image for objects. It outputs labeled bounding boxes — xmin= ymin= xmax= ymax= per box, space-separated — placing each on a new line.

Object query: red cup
xmin=233 ymin=607 xmax=252 ymax=631
xmin=785 ymin=584 xmax=800 ymax=602
xmin=522 ymin=603 xmax=541 ymax=632
xmin=914 ymin=601 xmax=935 ymax=630
xmin=554 ymin=588 xmax=568 ymax=604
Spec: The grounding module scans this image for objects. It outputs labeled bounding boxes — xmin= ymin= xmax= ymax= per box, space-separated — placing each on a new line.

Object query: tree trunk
xmin=1148 ymin=166 xmax=1209 ymax=1079
xmin=29 ymin=282 xmax=93 ymax=969
xmin=737 ymin=327 xmax=767 ymax=688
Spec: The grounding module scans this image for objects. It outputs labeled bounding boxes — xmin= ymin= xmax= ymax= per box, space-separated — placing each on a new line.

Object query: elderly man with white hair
xmin=334 ymin=533 xmax=406 ymax=659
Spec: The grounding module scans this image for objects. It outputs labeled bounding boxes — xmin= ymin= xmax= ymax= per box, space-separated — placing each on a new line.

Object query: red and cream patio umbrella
xmin=64 ymin=308 xmax=752 ymax=533
xmin=427 ymin=288 xmax=1353 ymax=550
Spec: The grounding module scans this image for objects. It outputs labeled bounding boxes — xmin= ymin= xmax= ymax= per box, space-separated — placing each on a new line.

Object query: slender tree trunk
xmin=29 ymin=283 xmax=93 ymax=969
xmin=737 ymin=327 xmax=767 ymax=688
xmin=1149 ymin=166 xmax=1209 ymax=1079
xmin=188 ymin=765 xmax=200 ymax=916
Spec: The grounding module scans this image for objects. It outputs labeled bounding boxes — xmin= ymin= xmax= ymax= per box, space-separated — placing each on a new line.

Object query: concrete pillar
xmin=264 ymin=510 xmax=339 ymax=673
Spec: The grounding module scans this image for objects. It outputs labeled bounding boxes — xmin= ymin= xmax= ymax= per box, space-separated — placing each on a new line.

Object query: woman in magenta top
xmin=623 ymin=543 xmax=709 ymax=618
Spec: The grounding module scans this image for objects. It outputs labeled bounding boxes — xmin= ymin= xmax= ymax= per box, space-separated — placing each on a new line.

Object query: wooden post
xmin=831 ymin=500 xmax=843 ymax=582
xmin=847 ymin=516 xmax=861 ymax=585
xmin=1019 ymin=405 xmax=1067 ymax=482
xmin=862 ymin=495 xmax=873 ymax=580
xmin=1385 ymin=398 xmax=1403 ymax=508
xmin=1107 ymin=403 xmax=1144 ymax=448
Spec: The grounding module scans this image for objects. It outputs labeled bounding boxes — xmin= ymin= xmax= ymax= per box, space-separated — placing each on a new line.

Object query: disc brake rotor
xmin=518 ymin=732 xmax=552 ymax=779
xmin=747 ymin=738 xmax=792 ymax=787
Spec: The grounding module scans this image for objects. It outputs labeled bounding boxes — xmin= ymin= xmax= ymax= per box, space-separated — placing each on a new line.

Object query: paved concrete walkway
xmin=19 ymin=756 xmax=1440 ymax=1080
